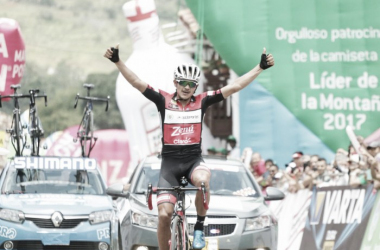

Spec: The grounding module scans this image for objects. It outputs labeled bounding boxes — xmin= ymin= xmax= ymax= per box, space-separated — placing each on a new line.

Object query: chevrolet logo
xmin=51 ymin=212 xmax=63 ymax=228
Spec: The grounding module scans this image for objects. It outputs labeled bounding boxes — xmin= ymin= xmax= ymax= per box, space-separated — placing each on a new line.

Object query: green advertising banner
xmin=186 ymin=0 xmax=380 ymax=153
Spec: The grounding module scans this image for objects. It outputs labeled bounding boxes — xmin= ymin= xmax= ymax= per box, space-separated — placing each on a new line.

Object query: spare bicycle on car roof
xmin=74 ymin=83 xmax=109 ymax=158
xmin=0 ymin=84 xmax=47 ymax=157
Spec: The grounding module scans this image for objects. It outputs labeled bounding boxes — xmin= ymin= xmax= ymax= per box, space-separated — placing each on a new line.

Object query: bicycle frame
xmin=27 ymin=89 xmax=47 ymax=156
xmin=147 ymin=177 xmax=208 ymax=250
xmin=74 ymin=83 xmax=109 ymax=157
xmin=0 ymin=85 xmax=29 ymax=156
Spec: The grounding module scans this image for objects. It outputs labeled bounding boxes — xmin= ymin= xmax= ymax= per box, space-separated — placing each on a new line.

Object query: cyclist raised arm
xmin=104 ymin=44 xmax=274 ymax=250
xmin=103 ymin=44 xmax=147 ymax=93
xmin=220 ymin=47 xmax=274 ymax=98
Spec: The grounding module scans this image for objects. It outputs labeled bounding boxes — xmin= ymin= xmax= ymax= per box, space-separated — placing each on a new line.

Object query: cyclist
xmin=104 ymin=44 xmax=274 ymax=249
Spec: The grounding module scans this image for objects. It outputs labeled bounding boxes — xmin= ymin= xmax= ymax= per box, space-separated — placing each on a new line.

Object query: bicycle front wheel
xmin=170 ymin=215 xmax=190 ymax=250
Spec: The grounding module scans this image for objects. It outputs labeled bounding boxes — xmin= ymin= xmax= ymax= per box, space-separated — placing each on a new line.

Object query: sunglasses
xmin=178 ymin=80 xmax=197 ymax=88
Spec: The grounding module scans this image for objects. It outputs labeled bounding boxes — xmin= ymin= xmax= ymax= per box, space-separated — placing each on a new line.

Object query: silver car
xmin=107 ymin=155 xmax=284 ymax=250
xmin=0 ymin=156 xmax=120 ymax=250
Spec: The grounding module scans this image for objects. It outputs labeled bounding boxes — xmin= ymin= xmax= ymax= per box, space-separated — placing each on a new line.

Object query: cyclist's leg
xmin=158 ymin=202 xmax=174 ymax=250
xmin=157 ymin=157 xmax=180 ymax=250
xmin=188 ymin=159 xmax=211 ymax=215
xmin=188 ymin=157 xmax=210 ymax=249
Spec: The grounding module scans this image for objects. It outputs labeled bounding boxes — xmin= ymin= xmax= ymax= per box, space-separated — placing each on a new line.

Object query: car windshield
xmin=134 ymin=162 xmax=259 ymax=197
xmin=1 ymin=167 xmax=106 ymax=195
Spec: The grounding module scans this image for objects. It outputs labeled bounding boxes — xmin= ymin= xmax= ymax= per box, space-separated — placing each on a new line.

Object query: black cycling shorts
xmin=156 ymin=154 xmax=210 ymax=206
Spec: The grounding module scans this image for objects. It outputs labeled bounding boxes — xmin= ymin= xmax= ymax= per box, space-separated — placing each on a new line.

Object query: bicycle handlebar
xmin=74 ymin=94 xmax=110 ymax=111
xmin=28 ymin=89 xmax=48 ymax=107
xmin=0 ymin=89 xmax=47 ymax=108
xmin=146 ymin=182 xmax=208 ymax=210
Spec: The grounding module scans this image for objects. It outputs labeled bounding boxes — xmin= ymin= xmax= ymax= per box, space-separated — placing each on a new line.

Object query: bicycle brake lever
xmin=74 ymin=94 xmax=79 ymax=108
xmin=105 ymin=97 xmax=110 ymax=111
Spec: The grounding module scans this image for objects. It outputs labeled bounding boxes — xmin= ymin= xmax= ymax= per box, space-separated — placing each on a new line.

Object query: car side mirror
xmin=106 ymin=183 xmax=130 ymax=198
xmin=264 ymin=187 xmax=285 ymax=201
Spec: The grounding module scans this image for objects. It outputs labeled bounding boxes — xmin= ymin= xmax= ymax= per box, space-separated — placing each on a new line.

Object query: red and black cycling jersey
xmin=142 ymin=85 xmax=224 ymax=158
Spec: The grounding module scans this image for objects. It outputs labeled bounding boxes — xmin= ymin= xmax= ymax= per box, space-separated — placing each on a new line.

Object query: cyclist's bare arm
xmin=221 ymin=47 xmax=274 ymax=98
xmin=104 ymin=44 xmax=147 ymax=93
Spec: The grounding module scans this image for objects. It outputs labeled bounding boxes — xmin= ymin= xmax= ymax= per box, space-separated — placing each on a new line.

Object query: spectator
xmin=285 ymin=151 xmax=304 ymax=174
xmin=348 ymin=154 xmax=366 ymax=188
xmin=292 ymin=151 xmax=304 ymax=169
xmin=264 ymin=159 xmax=274 ymax=171
xmin=283 ymin=162 xmax=304 ymax=193
xmin=367 ymin=141 xmax=380 ymax=159
xmin=249 ymin=152 xmax=266 ymax=183
xmin=266 ymin=164 xmax=287 ymax=192
xmin=226 ymin=135 xmax=240 ymax=160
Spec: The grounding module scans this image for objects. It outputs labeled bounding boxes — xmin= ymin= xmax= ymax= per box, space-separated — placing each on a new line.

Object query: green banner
xmin=186 ymin=0 xmax=380 ymax=152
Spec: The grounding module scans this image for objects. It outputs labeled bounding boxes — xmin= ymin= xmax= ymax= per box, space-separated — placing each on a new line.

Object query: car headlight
xmin=0 ymin=208 xmax=25 ymax=223
xmin=89 ymin=210 xmax=113 ymax=224
xmin=131 ymin=210 xmax=158 ymax=229
xmin=245 ymin=214 xmax=273 ymax=231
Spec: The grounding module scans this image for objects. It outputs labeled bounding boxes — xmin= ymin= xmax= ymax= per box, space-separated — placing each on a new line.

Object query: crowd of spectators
xmin=207 ymin=134 xmax=380 ymax=193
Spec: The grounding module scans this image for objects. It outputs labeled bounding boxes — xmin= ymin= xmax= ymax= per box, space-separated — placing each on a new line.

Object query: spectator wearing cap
xmin=285 ymin=151 xmax=304 ymax=174
xmin=226 ymin=135 xmax=240 ymax=160
xmin=293 ymin=151 xmax=304 ymax=169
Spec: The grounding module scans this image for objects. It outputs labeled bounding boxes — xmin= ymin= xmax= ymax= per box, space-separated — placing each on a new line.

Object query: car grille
xmin=189 ymin=224 xmax=236 ymax=237
xmin=1 ymin=241 xmax=102 ymax=250
xmin=28 ymin=218 xmax=87 ymax=228
xmin=187 ymin=215 xmax=237 ymax=219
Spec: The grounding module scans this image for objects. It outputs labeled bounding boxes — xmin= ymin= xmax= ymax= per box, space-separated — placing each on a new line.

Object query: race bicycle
xmin=74 ymin=83 xmax=109 ymax=157
xmin=146 ymin=177 xmax=208 ymax=250
xmin=0 ymin=85 xmax=47 ymax=157
xmin=27 ymin=89 xmax=47 ymax=156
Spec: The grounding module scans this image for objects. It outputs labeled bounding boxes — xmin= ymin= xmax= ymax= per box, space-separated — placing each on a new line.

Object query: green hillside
xmin=0 ymin=0 xmax=182 ymax=135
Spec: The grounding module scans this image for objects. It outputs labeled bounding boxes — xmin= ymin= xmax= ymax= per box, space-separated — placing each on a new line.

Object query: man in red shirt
xmin=104 ymin=44 xmax=274 ymax=249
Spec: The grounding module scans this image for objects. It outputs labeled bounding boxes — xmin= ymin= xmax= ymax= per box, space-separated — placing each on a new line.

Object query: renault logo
xmin=51 ymin=212 xmax=63 ymax=228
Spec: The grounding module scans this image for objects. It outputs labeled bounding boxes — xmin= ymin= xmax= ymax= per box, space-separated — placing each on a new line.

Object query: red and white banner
xmin=0 ymin=18 xmax=25 ymax=95
xmin=45 ymin=126 xmax=131 ymax=186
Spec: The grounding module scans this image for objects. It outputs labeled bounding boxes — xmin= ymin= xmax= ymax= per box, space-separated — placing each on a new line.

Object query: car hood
xmin=129 ymin=194 xmax=268 ymax=218
xmin=0 ymin=194 xmax=113 ymax=214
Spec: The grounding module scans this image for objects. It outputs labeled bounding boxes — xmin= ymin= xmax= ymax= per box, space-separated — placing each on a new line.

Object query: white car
xmin=107 ymin=155 xmax=284 ymax=250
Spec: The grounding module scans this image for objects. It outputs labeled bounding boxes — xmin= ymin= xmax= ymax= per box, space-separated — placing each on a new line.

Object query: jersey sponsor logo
xmin=171 ymin=125 xmax=194 ymax=136
xmin=207 ymin=90 xmax=215 ymax=96
xmin=13 ymin=157 xmax=97 ymax=170
xmin=174 ymin=137 xmax=192 ymax=144
xmin=168 ymin=103 xmax=179 ymax=109
xmin=164 ymin=109 xmax=201 ymax=124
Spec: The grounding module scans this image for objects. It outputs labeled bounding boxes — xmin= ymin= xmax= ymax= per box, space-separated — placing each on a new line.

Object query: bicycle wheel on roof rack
xmin=80 ymin=111 xmax=94 ymax=157
xmin=13 ymin=113 xmax=23 ymax=156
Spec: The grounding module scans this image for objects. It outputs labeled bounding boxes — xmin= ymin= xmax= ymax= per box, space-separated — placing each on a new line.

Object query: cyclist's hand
xmin=259 ymin=47 xmax=274 ymax=70
xmin=104 ymin=44 xmax=120 ymax=63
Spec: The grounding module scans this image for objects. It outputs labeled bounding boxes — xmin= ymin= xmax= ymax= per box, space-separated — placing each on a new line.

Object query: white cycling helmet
xmin=174 ymin=63 xmax=201 ymax=84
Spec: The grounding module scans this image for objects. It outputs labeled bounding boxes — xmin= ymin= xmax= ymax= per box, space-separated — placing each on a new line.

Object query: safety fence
xmin=268 ymin=185 xmax=380 ymax=250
